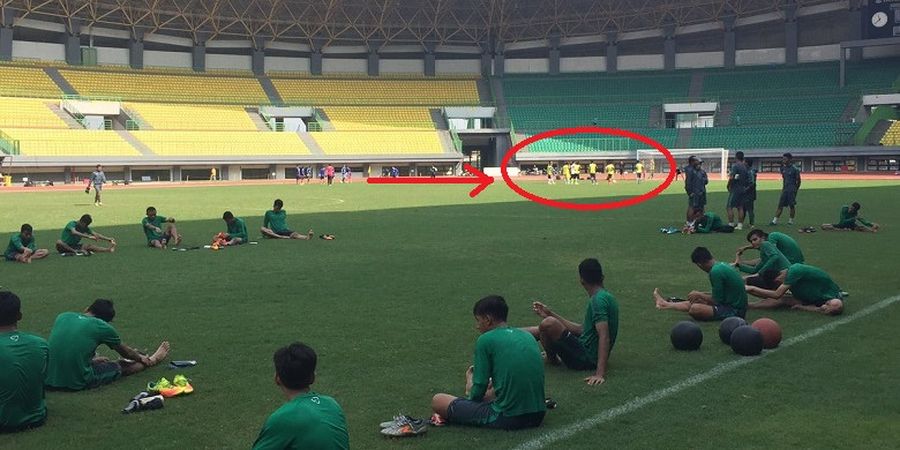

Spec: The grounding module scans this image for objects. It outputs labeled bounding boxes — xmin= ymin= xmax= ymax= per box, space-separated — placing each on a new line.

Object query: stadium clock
xmin=872 ymin=11 xmax=889 ymax=28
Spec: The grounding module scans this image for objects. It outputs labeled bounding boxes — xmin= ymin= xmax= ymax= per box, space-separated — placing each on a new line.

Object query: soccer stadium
xmin=1 ymin=0 xmax=899 ymax=448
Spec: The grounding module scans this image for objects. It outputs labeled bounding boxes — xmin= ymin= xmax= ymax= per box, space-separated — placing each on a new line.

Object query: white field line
xmin=513 ymin=294 xmax=900 ymax=450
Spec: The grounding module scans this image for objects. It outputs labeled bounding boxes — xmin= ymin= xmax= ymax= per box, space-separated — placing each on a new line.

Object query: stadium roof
xmin=1 ymin=0 xmax=841 ymax=46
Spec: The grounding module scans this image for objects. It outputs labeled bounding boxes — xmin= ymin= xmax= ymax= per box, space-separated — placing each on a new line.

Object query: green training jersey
xmin=264 ymin=210 xmax=289 ymax=233
xmin=5 ymin=233 xmax=36 ymax=257
xmin=785 ymin=264 xmax=842 ymax=306
xmin=45 ymin=312 xmax=121 ymax=390
xmin=768 ymin=232 xmax=804 ymax=264
xmin=142 ymin=215 xmax=168 ymax=243
xmin=710 ymin=262 xmax=747 ymax=310
xmin=469 ymin=326 xmax=545 ymax=418
xmin=578 ymin=289 xmax=619 ymax=366
xmin=252 ymin=392 xmax=349 ymax=450
xmin=60 ymin=220 xmax=92 ymax=246
xmin=739 ymin=241 xmax=790 ymax=275
xmin=836 ymin=206 xmax=873 ymax=228
xmin=695 ymin=212 xmax=724 ymax=234
xmin=0 ymin=331 xmax=48 ymax=430
xmin=226 ymin=217 xmax=249 ymax=242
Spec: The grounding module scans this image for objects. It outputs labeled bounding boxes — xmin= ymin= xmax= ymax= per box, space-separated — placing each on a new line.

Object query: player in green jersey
xmin=0 ymin=291 xmax=49 ymax=433
xmin=654 ymin=247 xmax=748 ymax=321
xmin=260 ymin=199 xmax=313 ymax=240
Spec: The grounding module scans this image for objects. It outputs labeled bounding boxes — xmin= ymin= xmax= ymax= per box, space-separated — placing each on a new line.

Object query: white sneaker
xmin=735 ymin=223 xmax=743 ymax=230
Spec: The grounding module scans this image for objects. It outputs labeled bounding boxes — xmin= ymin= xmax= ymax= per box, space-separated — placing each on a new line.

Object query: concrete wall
xmin=144 ymin=50 xmax=192 ymax=68
xmin=12 ymin=41 xmax=64 ymax=61
xmin=95 ymin=46 xmax=129 ymax=65
xmin=675 ymin=51 xmax=725 ymax=69
xmin=735 ymin=48 xmax=786 ymax=66
xmin=265 ymin=56 xmax=310 ymax=72
xmin=380 ymin=59 xmax=424 ymax=73
xmin=322 ymin=58 xmax=366 ymax=74
xmin=435 ymin=59 xmax=480 ymax=74
xmin=506 ymin=58 xmax=549 ymax=73
xmin=206 ymin=53 xmax=252 ymax=70
xmin=798 ymin=44 xmax=840 ymax=63
xmin=863 ymin=46 xmax=900 ymax=59
xmin=618 ymin=54 xmax=664 ymax=71
xmin=559 ymin=56 xmax=605 ymax=73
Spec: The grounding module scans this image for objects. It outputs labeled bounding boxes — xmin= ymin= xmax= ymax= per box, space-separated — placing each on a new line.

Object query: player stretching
xmin=56 ymin=214 xmax=116 ymax=255
xmin=821 ymin=202 xmax=880 ymax=232
xmin=142 ymin=207 xmax=182 ymax=249
xmin=653 ymin=247 xmax=747 ymax=321
xmin=261 ymin=199 xmax=313 ymax=240
xmin=5 ymin=224 xmax=49 ymax=263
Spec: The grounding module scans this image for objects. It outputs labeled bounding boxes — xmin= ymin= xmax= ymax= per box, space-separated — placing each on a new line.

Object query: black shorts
xmin=57 ymin=243 xmax=83 ymax=253
xmin=712 ymin=304 xmax=746 ymax=321
xmin=5 ymin=252 xmax=19 ymax=261
xmin=590 ymin=173 xmax=596 ymax=180
xmin=606 ymin=174 xmax=613 ymax=180
xmin=779 ymin=190 xmax=798 ymax=207
xmin=87 ymin=360 xmax=122 ymax=388
xmin=275 ymin=230 xmax=294 ymax=237
xmin=447 ymin=398 xmax=545 ymax=430
xmin=745 ymin=274 xmax=779 ymax=290
xmin=636 ymin=173 xmax=643 ymax=179
xmin=0 ymin=414 xmax=46 ymax=434
xmin=727 ymin=191 xmax=745 ymax=209
xmin=688 ymin=192 xmax=707 ymax=209
xmin=548 ymin=331 xmax=596 ymax=371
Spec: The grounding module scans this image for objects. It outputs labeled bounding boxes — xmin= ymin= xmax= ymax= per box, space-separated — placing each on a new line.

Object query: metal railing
xmin=0 ymin=130 xmax=20 ymax=155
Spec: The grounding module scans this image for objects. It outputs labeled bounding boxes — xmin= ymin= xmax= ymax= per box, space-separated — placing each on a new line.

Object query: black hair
xmin=20 ymin=223 xmax=33 ymax=233
xmin=735 ymin=151 xmax=745 ymax=161
xmin=273 ymin=342 xmax=317 ymax=390
xmin=79 ymin=214 xmax=93 ymax=226
xmin=146 ymin=206 xmax=156 ymax=214
xmin=746 ymin=158 xmax=753 ymax=167
xmin=747 ymin=229 xmax=767 ymax=242
xmin=691 ymin=247 xmax=713 ymax=264
xmin=223 ymin=211 xmax=234 ymax=220
xmin=696 ymin=214 xmax=709 ymax=227
xmin=88 ymin=299 xmax=116 ymax=322
xmin=578 ymin=258 xmax=605 ymax=285
xmin=783 ymin=153 xmax=792 ymax=159
xmin=273 ymin=199 xmax=284 ymax=209
xmin=761 ymin=269 xmax=782 ymax=285
xmin=851 ymin=202 xmax=861 ymax=210
xmin=0 ymin=291 xmax=21 ymax=326
xmin=472 ymin=295 xmax=508 ymax=322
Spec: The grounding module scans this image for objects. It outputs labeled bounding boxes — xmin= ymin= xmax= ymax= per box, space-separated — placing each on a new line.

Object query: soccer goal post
xmin=635 ymin=148 xmax=728 ymax=180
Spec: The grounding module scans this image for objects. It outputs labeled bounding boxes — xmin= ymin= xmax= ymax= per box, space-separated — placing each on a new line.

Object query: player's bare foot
xmin=653 ymin=288 xmax=669 ymax=309
xmin=148 ymin=341 xmax=170 ymax=366
xmin=307 ymin=229 xmax=314 ymax=239
xmin=174 ymin=234 xmax=183 ymax=246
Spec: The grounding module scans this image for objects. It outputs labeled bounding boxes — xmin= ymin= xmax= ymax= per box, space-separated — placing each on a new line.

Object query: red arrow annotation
xmin=366 ymin=163 xmax=495 ymax=198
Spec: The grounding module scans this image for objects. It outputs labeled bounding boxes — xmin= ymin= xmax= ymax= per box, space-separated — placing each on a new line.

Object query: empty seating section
xmin=509 ymin=104 xmax=651 ymax=132
xmin=323 ymin=107 xmax=435 ymax=130
xmin=130 ymin=131 xmax=310 ymax=156
xmin=271 ymin=79 xmax=479 ymax=105
xmin=503 ymin=73 xmax=691 ymax=104
xmin=2 ymin=129 xmax=139 ymax=157
xmin=730 ymin=96 xmax=850 ymax=125
xmin=522 ymin=129 xmax=677 ymax=153
xmin=703 ymin=65 xmax=838 ymax=99
xmin=0 ymin=66 xmax=62 ymax=98
xmin=125 ymin=103 xmax=257 ymax=130
xmin=312 ymin=131 xmax=444 ymax=155
xmin=690 ymin=124 xmax=858 ymax=149
xmin=59 ymin=69 xmax=269 ymax=104
xmin=0 ymin=97 xmax=68 ymax=128
xmin=881 ymin=121 xmax=900 ymax=146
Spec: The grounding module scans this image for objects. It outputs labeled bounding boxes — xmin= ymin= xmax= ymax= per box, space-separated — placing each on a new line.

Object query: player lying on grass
xmin=745 ymin=264 xmax=844 ymax=315
xmin=142 ymin=206 xmax=182 ymax=249
xmin=523 ymin=258 xmax=618 ymax=386
xmin=0 ymin=291 xmax=49 ymax=433
xmin=685 ymin=210 xmax=734 ymax=233
xmin=734 ymin=229 xmax=791 ymax=289
xmin=45 ymin=299 xmax=169 ymax=391
xmin=252 ymin=342 xmax=349 ymax=449
xmin=221 ymin=211 xmax=248 ymax=245
xmin=260 ymin=199 xmax=313 ymax=240
xmin=55 ymin=214 xmax=116 ymax=255
xmin=821 ymin=202 xmax=880 ymax=232
xmin=5 ymin=224 xmax=48 ymax=263
xmin=654 ymin=246 xmax=747 ymax=321
xmin=432 ymin=295 xmax=546 ymax=429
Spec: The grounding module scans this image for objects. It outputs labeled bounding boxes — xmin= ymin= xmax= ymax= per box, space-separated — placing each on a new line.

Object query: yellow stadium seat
xmin=2 ymin=128 xmax=140 ymax=157
xmin=323 ymin=107 xmax=435 ymax=130
xmin=59 ymin=69 xmax=269 ymax=104
xmin=0 ymin=97 xmax=68 ymax=128
xmin=0 ymin=66 xmax=62 ymax=98
xmin=881 ymin=121 xmax=900 ymax=146
xmin=312 ymin=131 xmax=445 ymax=155
xmin=270 ymin=78 xmax=479 ymax=105
xmin=131 ymin=131 xmax=311 ymax=156
xmin=125 ymin=103 xmax=257 ymax=131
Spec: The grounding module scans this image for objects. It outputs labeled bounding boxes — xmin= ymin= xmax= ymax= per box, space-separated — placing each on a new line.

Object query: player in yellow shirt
xmin=571 ymin=162 xmax=581 ymax=185
xmin=604 ymin=162 xmax=616 ymax=184
xmin=634 ymin=161 xmax=644 ymax=184
xmin=588 ymin=162 xmax=598 ymax=185
xmin=546 ymin=162 xmax=556 ymax=185
xmin=562 ymin=163 xmax=571 ymax=185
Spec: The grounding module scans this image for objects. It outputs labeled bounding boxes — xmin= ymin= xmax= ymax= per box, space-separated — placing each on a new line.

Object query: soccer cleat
xmin=380 ymin=416 xmax=428 ymax=437
xmin=147 ymin=377 xmax=181 ymax=398
xmin=544 ymin=397 xmax=558 ymax=410
xmin=379 ymin=414 xmax=415 ymax=429
xmin=172 ymin=374 xmax=194 ymax=395
xmin=123 ymin=393 xmax=164 ymax=414
xmin=768 ymin=220 xmax=777 ymax=226
xmin=429 ymin=413 xmax=446 ymax=426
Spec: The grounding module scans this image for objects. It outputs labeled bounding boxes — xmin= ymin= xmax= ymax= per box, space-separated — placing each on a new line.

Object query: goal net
xmin=635 ymin=148 xmax=728 ymax=180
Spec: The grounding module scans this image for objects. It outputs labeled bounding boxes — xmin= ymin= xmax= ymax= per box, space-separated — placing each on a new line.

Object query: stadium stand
xmin=311 ymin=131 xmax=445 ymax=155
xmin=0 ymin=97 xmax=69 ymax=129
xmin=131 ymin=131 xmax=311 ymax=156
xmin=881 ymin=121 xmax=900 ymax=146
xmin=0 ymin=65 xmax=63 ymax=98
xmin=59 ymin=69 xmax=269 ymax=104
xmin=125 ymin=103 xmax=258 ymax=131
xmin=503 ymin=72 xmax=691 ymax=104
xmin=322 ymin=107 xmax=436 ymax=130
xmin=271 ymin=78 xmax=480 ymax=105
xmin=2 ymin=128 xmax=140 ymax=157
xmin=690 ymin=123 xmax=859 ymax=149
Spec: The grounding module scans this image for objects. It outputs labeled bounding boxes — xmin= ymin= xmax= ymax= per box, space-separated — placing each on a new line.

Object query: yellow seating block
xmin=0 ymin=66 xmax=62 ymax=98
xmin=131 ymin=131 xmax=311 ymax=156
xmin=323 ymin=107 xmax=435 ymax=130
xmin=271 ymin=78 xmax=479 ymax=105
xmin=312 ymin=131 xmax=445 ymax=155
xmin=3 ymin=128 xmax=139 ymax=157
xmin=60 ymin=69 xmax=269 ymax=104
xmin=125 ymin=103 xmax=257 ymax=131
xmin=0 ymin=97 xmax=68 ymax=128
xmin=880 ymin=121 xmax=900 ymax=146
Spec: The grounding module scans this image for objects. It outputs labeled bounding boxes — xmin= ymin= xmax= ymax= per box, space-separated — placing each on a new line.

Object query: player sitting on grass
xmin=252 ymin=342 xmax=349 ymax=449
xmin=260 ymin=199 xmax=313 ymax=240
xmin=654 ymin=247 xmax=748 ymax=321
xmin=432 ymin=295 xmax=546 ymax=430
xmin=221 ymin=211 xmax=248 ymax=246
xmin=142 ymin=206 xmax=182 ymax=249
xmin=0 ymin=291 xmax=49 ymax=433
xmin=687 ymin=210 xmax=734 ymax=233
xmin=746 ymin=264 xmax=844 ymax=315
xmin=55 ymin=214 xmax=116 ymax=255
xmin=734 ymin=229 xmax=791 ymax=289
xmin=523 ymin=258 xmax=618 ymax=386
xmin=821 ymin=202 xmax=880 ymax=232
xmin=736 ymin=230 xmax=804 ymax=265
xmin=5 ymin=224 xmax=48 ymax=263
xmin=45 ymin=299 xmax=169 ymax=391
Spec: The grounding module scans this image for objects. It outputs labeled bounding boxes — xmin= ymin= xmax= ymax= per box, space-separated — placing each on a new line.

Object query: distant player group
xmin=546 ymin=160 xmax=648 ymax=185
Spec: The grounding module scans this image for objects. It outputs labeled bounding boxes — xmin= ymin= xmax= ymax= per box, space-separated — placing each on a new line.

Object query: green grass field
xmin=2 ymin=178 xmax=899 ymax=449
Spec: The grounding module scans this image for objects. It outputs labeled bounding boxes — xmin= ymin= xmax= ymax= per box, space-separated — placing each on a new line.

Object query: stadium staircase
xmin=868 ymin=120 xmax=894 ymax=145
xmin=715 ymin=103 xmax=734 ymax=126
xmin=840 ymin=98 xmax=862 ymax=123
xmin=297 ymin=132 xmax=326 ymax=155
xmin=648 ymin=105 xmax=663 ymax=127
xmin=114 ymin=129 xmax=156 ymax=156
xmin=313 ymin=109 xmax=336 ymax=131
xmin=120 ymin=106 xmax=153 ymax=130
xmin=43 ymin=68 xmax=77 ymax=95
xmin=244 ymin=107 xmax=271 ymax=131
xmin=45 ymin=103 xmax=84 ymax=129
xmin=676 ymin=127 xmax=693 ymax=148
xmin=430 ymin=108 xmax=449 ymax=130
xmin=257 ymin=76 xmax=284 ymax=104
xmin=688 ymin=72 xmax=705 ymax=99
